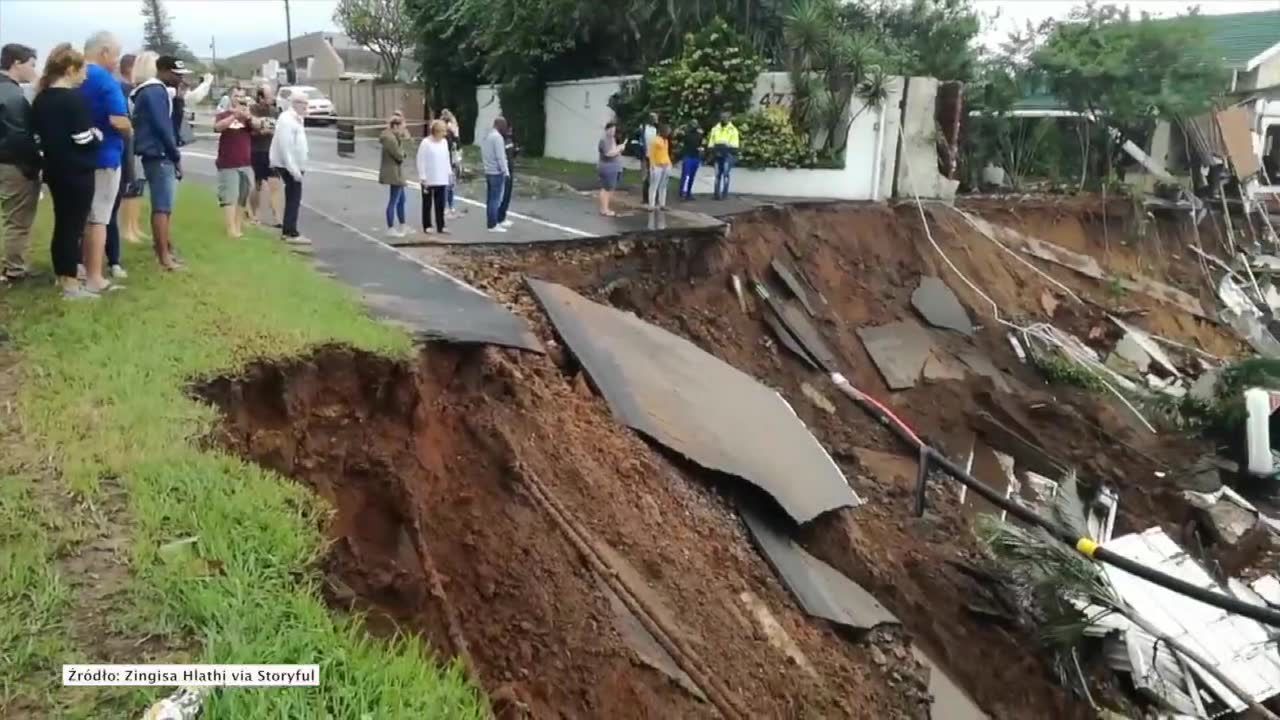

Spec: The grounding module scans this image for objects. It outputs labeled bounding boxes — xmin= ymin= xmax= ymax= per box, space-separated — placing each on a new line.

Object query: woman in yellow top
xmin=647 ymin=124 xmax=673 ymax=210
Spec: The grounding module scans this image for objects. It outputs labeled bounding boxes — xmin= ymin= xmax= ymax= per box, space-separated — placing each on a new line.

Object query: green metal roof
xmin=1158 ymin=9 xmax=1280 ymax=69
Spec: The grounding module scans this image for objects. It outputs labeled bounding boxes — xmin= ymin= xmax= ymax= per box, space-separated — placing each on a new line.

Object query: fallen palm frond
xmin=977 ymin=476 xmax=1278 ymax=719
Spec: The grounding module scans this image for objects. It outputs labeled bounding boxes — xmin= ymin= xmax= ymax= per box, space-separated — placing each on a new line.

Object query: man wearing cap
xmin=131 ymin=53 xmax=188 ymax=271
xmin=80 ymin=31 xmax=131 ymax=293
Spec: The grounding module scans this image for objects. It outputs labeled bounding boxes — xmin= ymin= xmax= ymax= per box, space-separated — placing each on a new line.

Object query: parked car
xmin=276 ymin=85 xmax=336 ymax=125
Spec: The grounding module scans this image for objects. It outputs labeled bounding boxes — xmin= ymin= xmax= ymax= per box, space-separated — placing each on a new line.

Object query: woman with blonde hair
xmin=440 ymin=109 xmax=461 ymax=218
xmin=415 ymin=119 xmax=451 ymax=234
xmin=378 ymin=111 xmax=410 ymax=237
xmin=30 ymin=43 xmax=100 ymax=299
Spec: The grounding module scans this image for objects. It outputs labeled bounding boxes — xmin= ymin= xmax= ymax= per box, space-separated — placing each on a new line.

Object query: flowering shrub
xmin=733 ymin=106 xmax=816 ymax=169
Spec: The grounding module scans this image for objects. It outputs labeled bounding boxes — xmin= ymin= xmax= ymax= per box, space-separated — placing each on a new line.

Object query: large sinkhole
xmin=195 ymin=344 xmax=922 ymax=719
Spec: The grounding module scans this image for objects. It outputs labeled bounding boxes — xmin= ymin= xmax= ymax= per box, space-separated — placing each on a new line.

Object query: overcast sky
xmin=1 ymin=0 xmax=1279 ymax=67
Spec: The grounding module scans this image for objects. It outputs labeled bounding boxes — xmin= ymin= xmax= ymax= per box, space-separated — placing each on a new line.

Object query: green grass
xmin=0 ymin=185 xmax=486 ymax=718
xmin=462 ymin=145 xmax=642 ymax=192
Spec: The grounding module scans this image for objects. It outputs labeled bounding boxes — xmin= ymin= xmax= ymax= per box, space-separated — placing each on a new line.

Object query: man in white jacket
xmin=269 ymin=95 xmax=309 ymax=243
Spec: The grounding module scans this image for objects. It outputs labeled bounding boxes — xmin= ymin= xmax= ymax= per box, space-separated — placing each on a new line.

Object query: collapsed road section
xmin=197 ymin=345 xmax=931 ymax=718
xmin=199 ymin=193 xmax=1280 ymax=718
xmin=442 ymin=197 xmax=1280 ymax=718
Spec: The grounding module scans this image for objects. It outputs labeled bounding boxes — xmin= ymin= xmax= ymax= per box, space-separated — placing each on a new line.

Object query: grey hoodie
xmin=480 ymin=128 xmax=509 ymax=176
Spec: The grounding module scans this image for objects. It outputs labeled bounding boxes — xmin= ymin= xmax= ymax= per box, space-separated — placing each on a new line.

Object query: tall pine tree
xmin=141 ymin=0 xmax=179 ymax=55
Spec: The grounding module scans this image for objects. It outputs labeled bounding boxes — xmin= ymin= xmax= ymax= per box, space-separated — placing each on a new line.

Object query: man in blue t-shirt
xmin=79 ymin=31 xmax=131 ymax=293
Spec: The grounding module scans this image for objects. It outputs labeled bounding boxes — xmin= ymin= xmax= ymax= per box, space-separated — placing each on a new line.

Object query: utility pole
xmin=284 ymin=0 xmax=296 ymax=84
xmin=209 ymin=36 xmax=217 ymax=80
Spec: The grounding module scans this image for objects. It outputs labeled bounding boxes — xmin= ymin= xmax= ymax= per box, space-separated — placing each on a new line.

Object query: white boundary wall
xmin=475 ymin=73 xmax=919 ymax=201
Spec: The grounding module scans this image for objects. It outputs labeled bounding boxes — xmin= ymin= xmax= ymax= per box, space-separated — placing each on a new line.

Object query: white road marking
xmin=183 ymin=149 xmax=595 ymax=238
xmin=183 ymin=149 xmax=489 ymax=298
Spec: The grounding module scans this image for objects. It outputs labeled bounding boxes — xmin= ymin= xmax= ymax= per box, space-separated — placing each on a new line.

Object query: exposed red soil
xmin=443 ymin=198 xmax=1247 ymax=719
xmin=198 ymin=344 xmax=931 ymax=719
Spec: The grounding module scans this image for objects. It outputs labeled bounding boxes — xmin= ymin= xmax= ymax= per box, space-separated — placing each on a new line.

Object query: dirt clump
xmin=442 ymin=198 xmax=1245 ymax=718
xmin=198 ymin=344 xmax=931 ymax=719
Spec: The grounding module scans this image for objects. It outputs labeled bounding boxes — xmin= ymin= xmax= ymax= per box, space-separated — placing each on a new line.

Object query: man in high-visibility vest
xmin=707 ymin=111 xmax=740 ymax=200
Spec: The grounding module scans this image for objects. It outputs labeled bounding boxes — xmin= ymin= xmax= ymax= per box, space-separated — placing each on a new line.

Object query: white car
xmin=276 ymin=85 xmax=336 ymax=125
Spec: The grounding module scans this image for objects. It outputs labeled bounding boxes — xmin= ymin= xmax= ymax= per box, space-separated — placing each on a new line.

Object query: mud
xmin=200 ymin=196 xmax=1253 ymax=719
xmin=198 ymin=344 xmax=930 ymax=719
xmin=438 ymin=198 xmax=1245 ymax=718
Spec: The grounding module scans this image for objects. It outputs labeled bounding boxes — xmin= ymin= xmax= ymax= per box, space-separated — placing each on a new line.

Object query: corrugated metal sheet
xmin=1100 ymin=528 xmax=1280 ymax=714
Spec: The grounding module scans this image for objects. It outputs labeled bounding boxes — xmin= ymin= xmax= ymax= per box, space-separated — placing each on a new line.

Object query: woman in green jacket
xmin=379 ymin=112 xmax=411 ymax=237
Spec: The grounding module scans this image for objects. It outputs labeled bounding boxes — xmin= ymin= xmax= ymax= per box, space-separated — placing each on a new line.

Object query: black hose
xmin=833 ymin=379 xmax=1280 ymax=629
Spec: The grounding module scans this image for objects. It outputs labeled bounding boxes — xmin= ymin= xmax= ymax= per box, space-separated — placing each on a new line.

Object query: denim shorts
xmin=142 ymin=158 xmax=177 ymax=214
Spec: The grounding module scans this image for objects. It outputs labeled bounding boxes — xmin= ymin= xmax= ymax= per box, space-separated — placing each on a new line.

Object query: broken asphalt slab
xmin=857 ymin=320 xmax=935 ymax=391
xmin=912 ymin=276 xmax=973 ymax=336
xmin=305 ymin=210 xmax=543 ymax=351
xmin=739 ymin=502 xmax=900 ymax=632
xmin=527 ymin=278 xmax=860 ymax=524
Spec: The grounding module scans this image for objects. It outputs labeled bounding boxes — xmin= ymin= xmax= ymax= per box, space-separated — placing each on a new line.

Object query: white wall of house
xmin=543 ymin=75 xmax=640 ymax=163
xmin=475 ymin=85 xmax=502 ymax=138
xmin=472 ymin=73 xmax=949 ymax=201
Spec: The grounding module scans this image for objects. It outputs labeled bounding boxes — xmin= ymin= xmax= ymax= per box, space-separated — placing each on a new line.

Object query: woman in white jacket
xmin=416 ymin=119 xmax=451 ymax=234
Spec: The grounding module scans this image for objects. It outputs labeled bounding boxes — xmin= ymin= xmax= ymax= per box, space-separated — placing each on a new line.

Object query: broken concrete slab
xmin=739 ymin=502 xmax=900 ymax=632
xmin=958 ymin=351 xmax=1014 ymax=394
xmin=800 ymin=382 xmax=836 ymax=415
xmin=757 ymin=284 xmax=842 ymax=374
xmin=857 ymin=320 xmax=935 ymax=391
xmin=763 ymin=303 xmax=819 ymax=370
xmin=528 ymin=279 xmax=860 ymax=524
xmin=738 ymin=591 xmax=818 ymax=678
xmin=771 ymin=258 xmax=818 ymax=317
xmin=911 ymin=276 xmax=973 ymax=336
xmin=922 ymin=352 xmax=966 ymax=383
xmin=1111 ymin=334 xmax=1153 ymax=374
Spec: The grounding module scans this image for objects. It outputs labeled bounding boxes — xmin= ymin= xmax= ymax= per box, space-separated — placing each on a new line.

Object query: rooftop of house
xmin=1154 ymin=9 xmax=1280 ymax=70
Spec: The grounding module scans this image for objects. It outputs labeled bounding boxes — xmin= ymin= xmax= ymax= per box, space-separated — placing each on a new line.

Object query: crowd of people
xmin=378 ymin=111 xmax=516 ymax=236
xmin=596 ymin=111 xmax=741 ymax=216
xmin=0 ymin=33 xmax=315 ymax=302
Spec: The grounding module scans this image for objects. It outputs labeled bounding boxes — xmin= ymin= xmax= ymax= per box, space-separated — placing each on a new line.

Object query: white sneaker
xmin=62 ymin=285 xmax=99 ymax=301
xmin=285 ymin=235 xmax=312 ymax=245
xmin=110 ymin=265 xmax=128 ymax=279
xmin=385 ymin=227 xmax=400 ymax=238
xmin=488 ymin=226 xmax=508 ymax=233
xmin=76 ymin=264 xmax=87 ymax=281
xmin=500 ymin=220 xmax=514 ymax=228
xmin=397 ymin=225 xmax=409 ymax=236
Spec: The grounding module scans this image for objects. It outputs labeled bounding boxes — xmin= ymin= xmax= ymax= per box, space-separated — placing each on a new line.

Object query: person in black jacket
xmin=31 ymin=44 xmax=101 ymax=300
xmin=0 ymin=43 xmax=40 ymax=284
xmin=678 ymin=120 xmax=704 ymax=201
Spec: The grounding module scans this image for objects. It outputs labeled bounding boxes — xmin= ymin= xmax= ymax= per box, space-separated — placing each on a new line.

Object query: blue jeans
xmin=498 ymin=173 xmax=513 ymax=223
xmin=485 ymin=174 xmax=506 ymax=228
xmin=679 ymin=156 xmax=701 ymax=199
xmin=714 ymin=154 xmax=735 ymax=199
xmin=385 ymin=185 xmax=406 ymax=227
xmin=142 ymin=157 xmax=177 ymax=214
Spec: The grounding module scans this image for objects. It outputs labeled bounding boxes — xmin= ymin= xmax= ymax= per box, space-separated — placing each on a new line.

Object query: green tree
xmin=784 ymin=0 xmax=900 ymax=159
xmin=1033 ymin=3 xmax=1228 ymax=137
xmin=842 ymin=0 xmax=982 ymax=81
xmin=333 ymin=0 xmax=415 ymax=80
xmin=141 ymin=0 xmax=181 ymax=55
xmin=610 ymin=18 xmax=764 ymax=134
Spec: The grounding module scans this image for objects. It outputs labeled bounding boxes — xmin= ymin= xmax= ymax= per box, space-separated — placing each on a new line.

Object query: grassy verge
xmin=461 ymin=145 xmax=642 ymax=192
xmin=0 ymin=185 xmax=486 ymax=718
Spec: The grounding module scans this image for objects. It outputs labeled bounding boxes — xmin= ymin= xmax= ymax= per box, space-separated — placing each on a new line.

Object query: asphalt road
xmin=181 ymin=129 xmax=721 ymax=246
